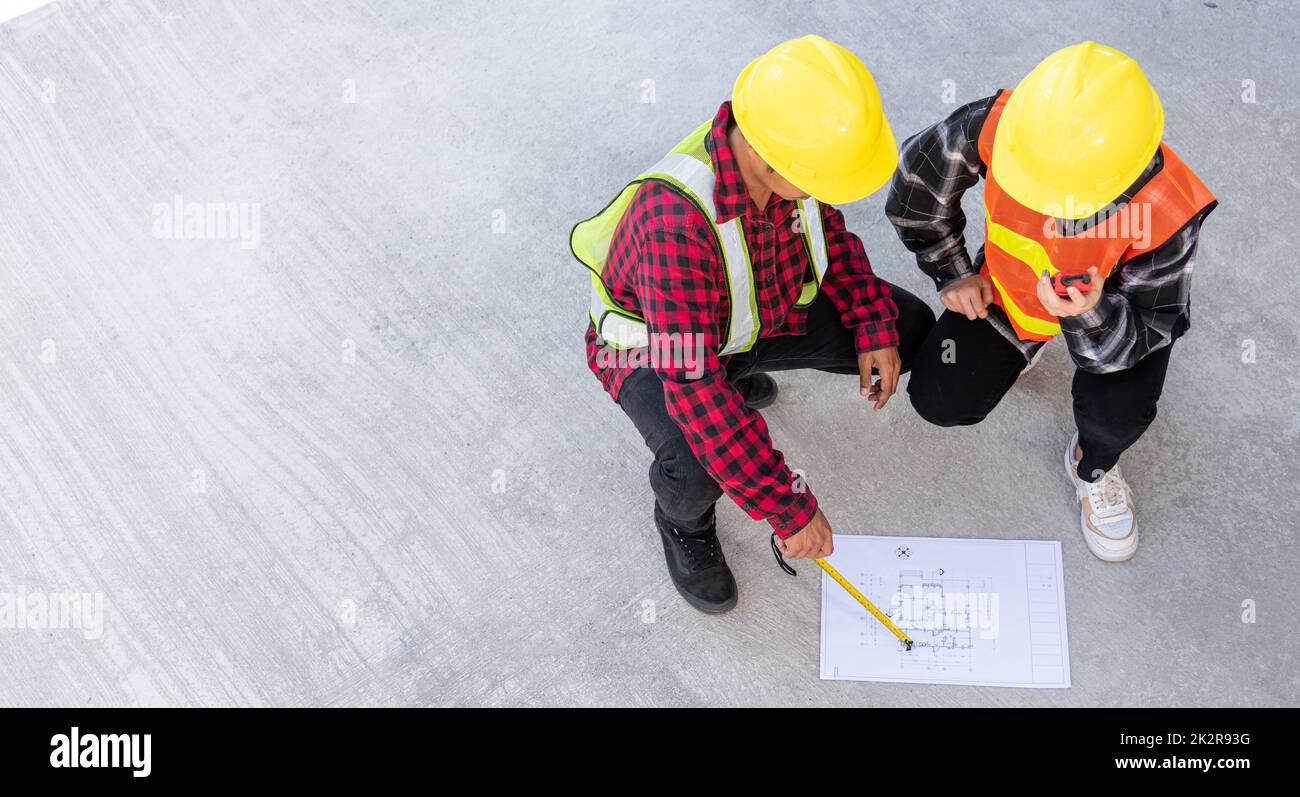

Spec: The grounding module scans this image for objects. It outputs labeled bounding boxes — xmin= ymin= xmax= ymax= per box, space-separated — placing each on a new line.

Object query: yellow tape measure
xmin=815 ymin=557 xmax=914 ymax=651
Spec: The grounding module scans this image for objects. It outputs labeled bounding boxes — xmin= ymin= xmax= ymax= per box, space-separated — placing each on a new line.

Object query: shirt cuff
xmin=1058 ymin=299 xmax=1117 ymax=333
xmin=854 ymin=319 xmax=899 ymax=355
xmin=769 ymin=491 xmax=819 ymax=538
xmin=928 ymin=251 xmax=977 ymax=292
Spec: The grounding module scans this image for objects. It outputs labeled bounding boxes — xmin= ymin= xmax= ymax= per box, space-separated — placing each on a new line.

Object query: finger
xmin=971 ymin=283 xmax=989 ymax=318
xmin=1038 ymin=271 xmax=1054 ymax=305
xmin=1086 ymin=267 xmax=1103 ymax=296
xmin=1066 ymin=286 xmax=1085 ymax=306
xmin=940 ymin=292 xmax=959 ymax=314
xmin=979 ymin=276 xmax=995 ymax=306
xmin=961 ymin=293 xmax=980 ymax=321
xmin=1037 ymin=279 xmax=1057 ymax=312
xmin=876 ymin=363 xmax=898 ymax=410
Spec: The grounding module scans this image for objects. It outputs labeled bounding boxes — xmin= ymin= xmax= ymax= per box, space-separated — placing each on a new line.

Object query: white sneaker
xmin=1064 ymin=434 xmax=1139 ymax=562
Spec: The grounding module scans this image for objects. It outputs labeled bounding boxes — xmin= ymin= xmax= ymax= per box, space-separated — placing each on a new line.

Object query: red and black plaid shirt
xmin=585 ymin=101 xmax=898 ymax=536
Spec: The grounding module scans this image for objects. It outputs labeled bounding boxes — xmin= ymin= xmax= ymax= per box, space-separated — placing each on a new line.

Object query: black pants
xmin=906 ymin=309 xmax=1173 ymax=481
xmin=614 ymin=286 xmax=936 ymax=535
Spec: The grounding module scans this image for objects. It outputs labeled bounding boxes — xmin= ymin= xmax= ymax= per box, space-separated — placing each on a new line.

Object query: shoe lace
xmin=672 ymin=528 xmax=723 ymax=571
xmin=1084 ymin=466 xmax=1129 ymax=516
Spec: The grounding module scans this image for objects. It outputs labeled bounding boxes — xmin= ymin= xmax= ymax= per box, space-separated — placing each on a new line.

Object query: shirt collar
xmin=704 ymin=101 xmax=751 ymax=224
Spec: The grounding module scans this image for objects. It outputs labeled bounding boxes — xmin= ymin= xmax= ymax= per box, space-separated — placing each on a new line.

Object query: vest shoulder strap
xmin=574 ymin=121 xmax=760 ymax=356
xmin=1132 ymin=144 xmax=1217 ymax=249
xmin=976 ymin=89 xmax=1013 ymax=168
xmin=795 ymin=198 xmax=830 ymax=306
xmin=576 ymin=120 xmax=834 ymax=357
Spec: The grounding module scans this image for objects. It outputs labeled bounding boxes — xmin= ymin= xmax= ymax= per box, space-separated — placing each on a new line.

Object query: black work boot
xmin=735 ymin=373 xmax=778 ymax=410
xmin=655 ymin=512 xmax=737 ymax=614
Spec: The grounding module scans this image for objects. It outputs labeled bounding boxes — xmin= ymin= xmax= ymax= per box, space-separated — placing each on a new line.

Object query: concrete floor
xmin=0 ymin=0 xmax=1295 ymax=707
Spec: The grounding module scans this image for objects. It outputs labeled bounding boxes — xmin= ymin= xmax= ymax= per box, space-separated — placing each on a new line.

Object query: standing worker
xmin=888 ymin=42 xmax=1216 ymax=561
xmin=572 ymin=35 xmax=935 ymax=613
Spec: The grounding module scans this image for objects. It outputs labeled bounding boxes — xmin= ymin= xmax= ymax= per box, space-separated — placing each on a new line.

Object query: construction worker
xmin=888 ymin=42 xmax=1216 ymax=561
xmin=572 ymin=35 xmax=935 ymax=612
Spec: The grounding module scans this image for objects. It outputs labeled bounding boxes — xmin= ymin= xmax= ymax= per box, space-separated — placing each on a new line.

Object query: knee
xmin=653 ymin=442 xmax=720 ymax=506
xmin=909 ymin=387 xmax=974 ymax=428
xmin=907 ymin=374 xmax=989 ymax=428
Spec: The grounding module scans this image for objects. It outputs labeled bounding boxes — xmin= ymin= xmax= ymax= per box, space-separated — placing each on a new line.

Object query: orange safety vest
xmin=977 ymin=90 xmax=1217 ymax=341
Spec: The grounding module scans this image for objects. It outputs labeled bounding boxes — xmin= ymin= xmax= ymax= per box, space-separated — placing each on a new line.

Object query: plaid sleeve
xmin=885 ymin=95 xmax=998 ymax=291
xmin=635 ymin=215 xmax=818 ymax=537
xmin=817 ymin=202 xmax=898 ymax=354
xmin=1059 ymin=212 xmax=1213 ymax=373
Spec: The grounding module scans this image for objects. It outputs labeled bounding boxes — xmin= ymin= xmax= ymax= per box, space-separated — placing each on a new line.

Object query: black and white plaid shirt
xmin=885 ymin=94 xmax=1215 ymax=374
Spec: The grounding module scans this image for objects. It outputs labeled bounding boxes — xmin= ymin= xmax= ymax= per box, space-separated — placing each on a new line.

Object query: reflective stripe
xmin=800 ymin=199 xmax=829 ymax=282
xmin=646 ymin=155 xmax=757 ymax=355
xmin=581 ymin=129 xmax=832 ymax=356
xmin=985 ymin=208 xmax=1059 ymax=277
xmin=717 ymin=219 xmax=758 ymax=355
xmin=984 ymin=204 xmax=1060 ymax=339
xmin=588 ymin=152 xmax=759 ymax=355
xmin=647 ymin=153 xmax=719 ymax=214
xmin=793 ymin=198 xmax=829 ymax=307
xmin=986 ymin=270 xmax=1061 ymax=338
xmin=589 ymin=274 xmax=647 ymax=349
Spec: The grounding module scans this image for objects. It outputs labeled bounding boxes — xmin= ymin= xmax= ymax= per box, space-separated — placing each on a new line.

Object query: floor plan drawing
xmin=889 ymin=569 xmax=988 ymax=674
xmin=820 ymin=536 xmax=1070 ymax=688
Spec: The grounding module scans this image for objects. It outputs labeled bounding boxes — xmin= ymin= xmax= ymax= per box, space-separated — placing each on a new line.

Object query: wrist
xmin=929 ymin=252 xmax=977 ymax=292
xmin=1059 ymin=297 xmax=1113 ymax=330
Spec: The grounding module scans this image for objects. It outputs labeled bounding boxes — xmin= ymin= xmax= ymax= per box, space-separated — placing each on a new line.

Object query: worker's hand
xmin=779 ymin=508 xmax=833 ymax=560
xmin=858 ymin=347 xmax=900 ymax=410
xmin=1037 ymin=266 xmax=1103 ymax=318
xmin=939 ymin=274 xmax=995 ymax=320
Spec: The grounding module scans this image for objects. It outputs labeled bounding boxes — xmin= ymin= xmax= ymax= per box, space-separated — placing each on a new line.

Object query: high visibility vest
xmin=977 ymin=90 xmax=1217 ymax=342
xmin=570 ymin=119 xmax=831 ymax=355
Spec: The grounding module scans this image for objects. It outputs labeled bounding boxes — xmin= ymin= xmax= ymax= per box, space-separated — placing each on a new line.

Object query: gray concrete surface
xmin=0 ymin=0 xmax=1295 ymax=707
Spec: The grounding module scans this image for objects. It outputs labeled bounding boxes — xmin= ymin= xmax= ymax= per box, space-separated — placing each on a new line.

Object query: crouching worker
xmin=887 ymin=42 xmax=1216 ymax=561
xmin=572 ymin=36 xmax=935 ymax=612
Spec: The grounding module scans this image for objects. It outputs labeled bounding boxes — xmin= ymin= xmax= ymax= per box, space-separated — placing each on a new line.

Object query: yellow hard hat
xmin=992 ymin=41 xmax=1164 ymax=218
xmin=732 ymin=35 xmax=897 ymax=205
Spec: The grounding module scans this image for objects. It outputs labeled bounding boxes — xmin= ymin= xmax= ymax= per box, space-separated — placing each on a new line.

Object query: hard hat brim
xmin=785 ymin=115 xmax=899 ymax=206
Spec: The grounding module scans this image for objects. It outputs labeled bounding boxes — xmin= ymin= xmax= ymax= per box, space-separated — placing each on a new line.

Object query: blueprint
xmin=819 ymin=535 xmax=1070 ymax=688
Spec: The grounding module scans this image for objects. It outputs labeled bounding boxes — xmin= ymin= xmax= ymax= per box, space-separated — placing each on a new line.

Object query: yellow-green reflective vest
xmin=570 ymin=119 xmax=831 ymax=355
